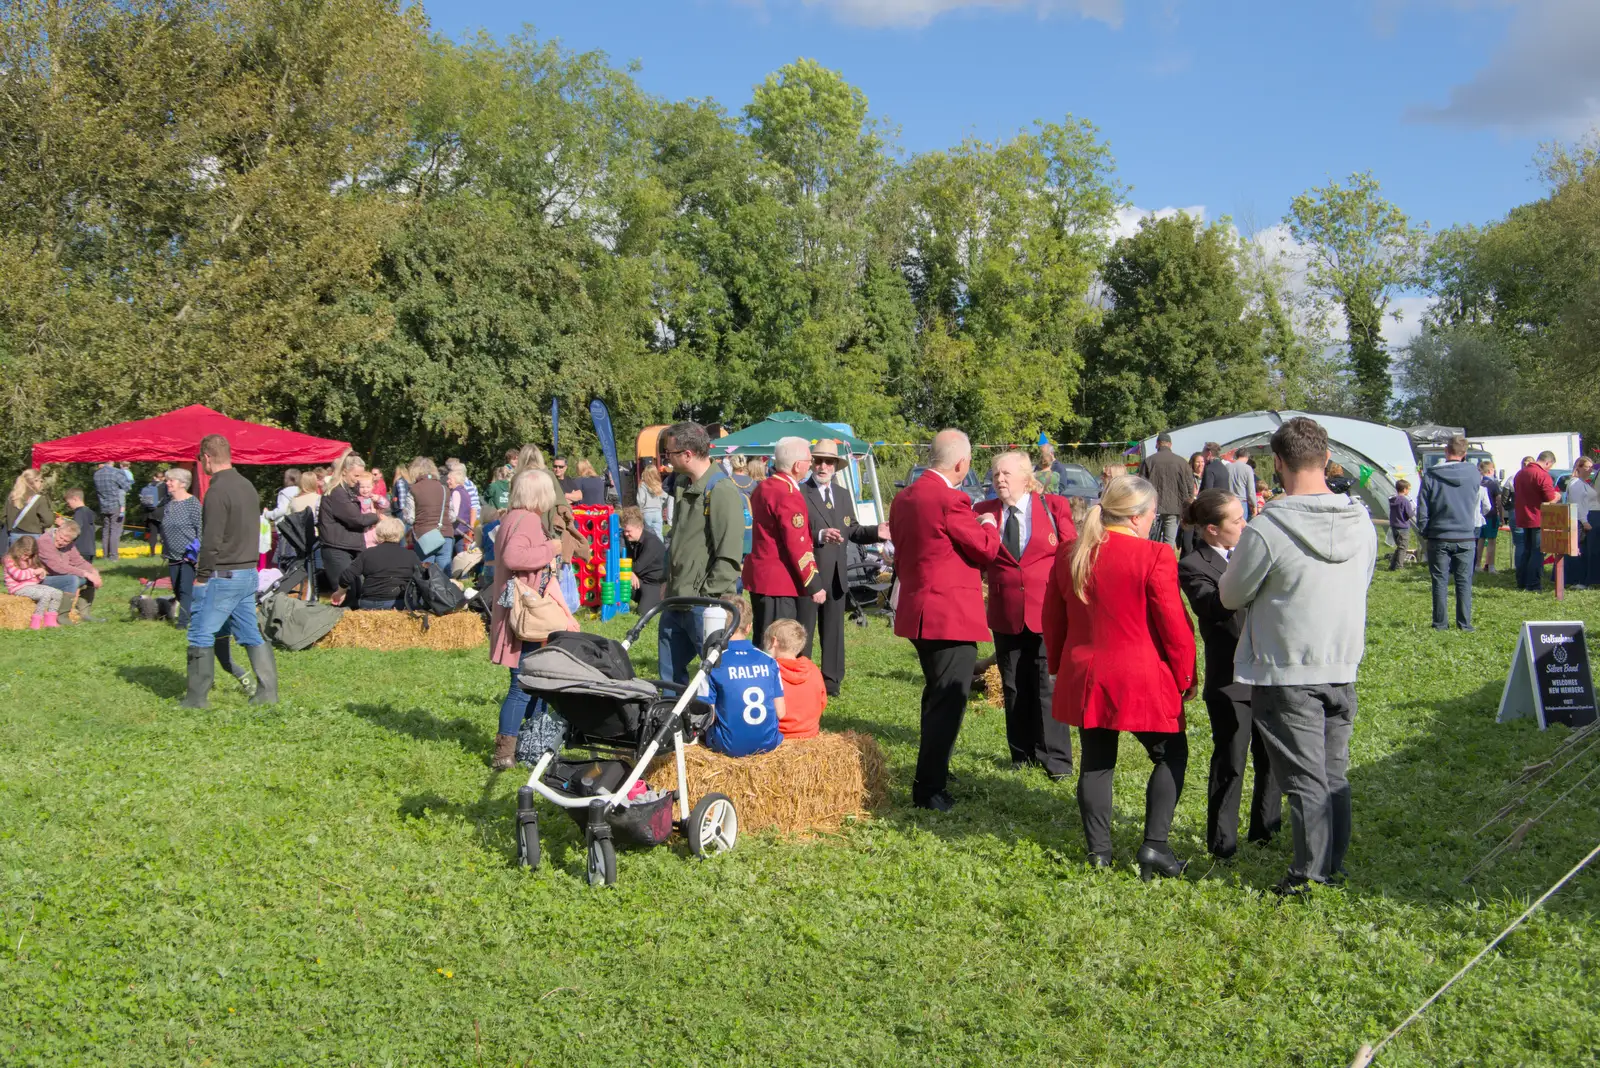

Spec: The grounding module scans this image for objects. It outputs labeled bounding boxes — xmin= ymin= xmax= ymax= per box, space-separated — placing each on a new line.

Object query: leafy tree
xmin=1286 ymin=171 xmax=1426 ymax=420
xmin=895 ymin=120 xmax=1123 ymax=444
xmin=0 ymin=0 xmax=424 ymax=467
xmin=1082 ymin=212 xmax=1267 ymax=439
xmin=325 ymin=32 xmax=662 ymax=468
xmin=1394 ymin=327 xmax=1519 ymax=432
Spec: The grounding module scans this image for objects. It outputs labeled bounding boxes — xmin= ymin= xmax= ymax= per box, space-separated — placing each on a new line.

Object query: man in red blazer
xmin=743 ymin=436 xmax=826 ymax=645
xmin=889 ymin=429 xmax=1000 ymax=811
xmin=976 ymin=451 xmax=1077 ymax=780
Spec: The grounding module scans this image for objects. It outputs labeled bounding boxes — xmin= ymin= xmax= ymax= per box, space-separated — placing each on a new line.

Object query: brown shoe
xmin=492 ymin=732 xmax=517 ymax=770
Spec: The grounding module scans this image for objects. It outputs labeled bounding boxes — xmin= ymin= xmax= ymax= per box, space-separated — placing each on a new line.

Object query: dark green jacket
xmin=665 ymin=467 xmax=745 ymax=599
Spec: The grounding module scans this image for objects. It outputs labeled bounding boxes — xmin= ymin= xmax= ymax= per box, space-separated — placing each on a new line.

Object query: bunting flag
xmin=1357 ymin=463 xmax=1375 ymax=487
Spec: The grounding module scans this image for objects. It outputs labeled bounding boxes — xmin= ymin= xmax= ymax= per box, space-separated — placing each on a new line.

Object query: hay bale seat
xmin=317 ymin=609 xmax=485 ymax=652
xmin=0 ymin=593 xmax=80 ymax=629
xmin=645 ymin=730 xmax=888 ymax=836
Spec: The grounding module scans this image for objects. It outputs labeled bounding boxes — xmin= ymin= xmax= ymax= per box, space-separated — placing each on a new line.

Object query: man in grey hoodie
xmin=1416 ymin=434 xmax=1491 ymax=631
xmin=1220 ymin=417 xmax=1377 ymax=897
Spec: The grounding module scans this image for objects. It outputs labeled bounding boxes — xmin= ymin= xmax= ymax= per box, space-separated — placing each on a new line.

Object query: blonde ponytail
xmin=1068 ymin=475 xmax=1157 ymax=602
xmin=1069 ymin=504 xmax=1107 ymax=602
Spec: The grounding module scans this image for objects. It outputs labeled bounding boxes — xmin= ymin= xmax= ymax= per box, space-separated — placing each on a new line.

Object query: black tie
xmin=823 ymin=485 xmax=832 ymax=510
xmin=1004 ymin=506 xmax=1021 ymax=559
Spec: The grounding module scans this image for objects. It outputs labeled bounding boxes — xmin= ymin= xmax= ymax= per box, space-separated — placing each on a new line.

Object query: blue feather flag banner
xmin=589 ymin=399 xmax=622 ymax=501
xmin=550 ymin=398 xmax=559 ymax=457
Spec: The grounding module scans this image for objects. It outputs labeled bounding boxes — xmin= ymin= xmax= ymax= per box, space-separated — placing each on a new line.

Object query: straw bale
xmin=645 ymin=730 xmax=888 ymax=835
xmin=969 ymin=654 xmax=1001 ymax=708
xmin=0 ymin=594 xmax=80 ymax=629
xmin=317 ymin=610 xmax=485 ymax=651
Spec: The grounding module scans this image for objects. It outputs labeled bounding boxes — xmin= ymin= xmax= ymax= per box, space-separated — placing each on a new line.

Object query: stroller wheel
xmin=585 ymin=837 xmax=616 ymax=887
xmin=687 ymin=793 xmax=739 ymax=857
xmin=515 ymin=814 xmax=540 ymax=870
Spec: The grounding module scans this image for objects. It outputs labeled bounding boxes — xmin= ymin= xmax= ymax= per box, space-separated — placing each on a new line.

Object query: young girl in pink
xmin=358 ymin=477 xmax=391 ymax=549
xmin=5 ymin=536 xmax=64 ymax=628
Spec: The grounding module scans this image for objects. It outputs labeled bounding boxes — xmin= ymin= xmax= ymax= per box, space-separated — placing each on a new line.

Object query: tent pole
xmin=867 ymin=455 xmax=884 ymax=525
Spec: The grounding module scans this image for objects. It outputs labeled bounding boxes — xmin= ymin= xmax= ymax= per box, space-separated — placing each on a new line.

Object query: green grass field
xmin=4 ymin=556 xmax=1600 ymax=1066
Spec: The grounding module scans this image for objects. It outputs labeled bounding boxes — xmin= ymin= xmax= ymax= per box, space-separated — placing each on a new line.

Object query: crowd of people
xmin=11 ymin=412 xmax=1573 ymax=897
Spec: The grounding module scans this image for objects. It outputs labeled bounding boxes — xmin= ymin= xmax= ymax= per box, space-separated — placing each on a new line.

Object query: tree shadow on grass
xmin=346 ymin=700 xmax=493 ymax=757
xmin=116 ymin=664 xmax=185 ymax=699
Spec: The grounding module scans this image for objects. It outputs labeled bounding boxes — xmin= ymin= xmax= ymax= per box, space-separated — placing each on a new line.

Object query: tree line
xmin=3 ymin=0 xmax=1578 ymax=475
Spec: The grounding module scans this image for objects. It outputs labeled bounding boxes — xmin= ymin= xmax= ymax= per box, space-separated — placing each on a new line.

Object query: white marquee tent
xmin=1142 ymin=411 xmax=1419 ymax=513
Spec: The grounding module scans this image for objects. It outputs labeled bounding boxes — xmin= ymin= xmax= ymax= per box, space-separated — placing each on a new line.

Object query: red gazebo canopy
xmin=32 ymin=405 xmax=351 ymax=497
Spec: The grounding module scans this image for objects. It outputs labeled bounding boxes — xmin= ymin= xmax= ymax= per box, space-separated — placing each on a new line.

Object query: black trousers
xmin=751 ymin=593 xmax=801 ymax=650
xmin=993 ymin=628 xmax=1073 ymax=775
xmin=795 ymin=592 xmax=846 ymax=694
xmin=911 ymin=638 xmax=977 ymax=803
xmin=322 ymin=546 xmax=357 ymax=594
xmin=1077 ymin=727 xmax=1188 ymax=858
xmin=1203 ymin=688 xmax=1281 ymax=856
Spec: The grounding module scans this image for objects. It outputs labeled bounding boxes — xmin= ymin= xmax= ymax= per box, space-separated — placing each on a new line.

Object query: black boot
xmin=1136 ymin=842 xmax=1187 ymax=882
xmin=215 ymin=638 xmax=257 ymax=697
xmin=245 ymin=643 xmax=278 ymax=705
xmin=179 ymin=645 xmax=214 ymax=709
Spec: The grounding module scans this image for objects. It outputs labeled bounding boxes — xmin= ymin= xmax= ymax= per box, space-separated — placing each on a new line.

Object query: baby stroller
xmin=513 ymin=597 xmax=741 ymax=887
xmin=270 ymin=510 xmax=319 ymax=602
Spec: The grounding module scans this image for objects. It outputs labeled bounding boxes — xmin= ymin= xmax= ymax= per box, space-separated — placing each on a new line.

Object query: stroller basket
xmin=562 ymin=791 xmax=677 ymax=847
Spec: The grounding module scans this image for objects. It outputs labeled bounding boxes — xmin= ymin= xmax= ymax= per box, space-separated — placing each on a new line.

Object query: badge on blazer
xmin=843 ymin=515 xmax=853 ymax=526
xmin=1048 ymin=532 xmax=1058 ymax=546
xmin=792 ymin=513 xmax=805 ymax=528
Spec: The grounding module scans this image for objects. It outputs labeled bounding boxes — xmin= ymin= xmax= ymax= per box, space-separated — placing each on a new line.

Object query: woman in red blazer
xmin=1043 ymin=475 xmax=1197 ymax=879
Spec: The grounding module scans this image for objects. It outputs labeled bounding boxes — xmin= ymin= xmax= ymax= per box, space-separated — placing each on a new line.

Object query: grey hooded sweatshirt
xmin=1218 ymin=494 xmax=1378 ymax=686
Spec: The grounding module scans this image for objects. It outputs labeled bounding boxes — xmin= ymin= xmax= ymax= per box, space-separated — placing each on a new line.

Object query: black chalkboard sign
xmin=1498 ymin=621 xmax=1598 ymax=729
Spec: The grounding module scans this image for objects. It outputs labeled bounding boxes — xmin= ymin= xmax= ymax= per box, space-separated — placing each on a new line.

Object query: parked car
xmin=896 ymin=465 xmax=986 ymax=505
xmin=1053 ymin=463 xmax=1101 ymax=501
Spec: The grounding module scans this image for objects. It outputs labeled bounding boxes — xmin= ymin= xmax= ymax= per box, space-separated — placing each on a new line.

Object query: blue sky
xmin=421 ymin=1 xmax=1600 ymax=344
xmin=422 ymin=1 xmax=1599 ymax=228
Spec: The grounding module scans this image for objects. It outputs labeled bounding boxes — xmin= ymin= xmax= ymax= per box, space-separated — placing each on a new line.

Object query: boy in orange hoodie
xmin=763 ymin=618 xmax=826 ymax=739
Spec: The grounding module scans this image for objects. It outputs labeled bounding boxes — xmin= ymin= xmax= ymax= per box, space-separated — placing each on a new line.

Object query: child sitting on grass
xmin=4 ymin=536 xmax=64 ymax=629
xmin=698 ymin=597 xmax=784 ymax=757
xmin=763 ymin=618 xmax=826 ymax=739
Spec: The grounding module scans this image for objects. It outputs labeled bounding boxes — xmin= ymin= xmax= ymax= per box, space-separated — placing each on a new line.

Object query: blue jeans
xmin=1427 ymin=540 xmax=1474 ymax=628
xmin=499 ymin=639 xmax=537 ymax=736
xmin=657 ymin=602 xmax=728 ymax=687
xmin=1515 ymin=528 xmax=1544 ymax=591
xmin=168 ymin=561 xmax=196 ymax=624
xmin=414 ymin=539 xmax=452 ymax=573
xmin=186 ymin=569 xmax=263 ymax=648
xmin=357 ymin=597 xmax=399 ymax=610
xmin=41 ymin=573 xmax=84 ymax=597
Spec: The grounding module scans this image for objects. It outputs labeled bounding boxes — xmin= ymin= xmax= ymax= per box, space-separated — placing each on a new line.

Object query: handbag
xmin=414 ymin=526 xmax=446 ymax=555
xmin=450 ymin=547 xmax=483 ymax=578
xmin=508 ymin=564 xmax=578 ymax=642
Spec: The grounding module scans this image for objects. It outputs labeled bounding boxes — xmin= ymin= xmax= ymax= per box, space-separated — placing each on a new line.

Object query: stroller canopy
xmin=517 ymin=645 xmax=659 ymax=703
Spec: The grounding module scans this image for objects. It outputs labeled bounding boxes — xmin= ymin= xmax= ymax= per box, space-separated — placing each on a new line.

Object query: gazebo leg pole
xmin=1556 ymin=555 xmax=1565 ymax=602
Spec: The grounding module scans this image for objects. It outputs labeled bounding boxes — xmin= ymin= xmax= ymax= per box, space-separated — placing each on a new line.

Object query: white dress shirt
xmin=1000 ymin=493 xmax=1033 ymax=554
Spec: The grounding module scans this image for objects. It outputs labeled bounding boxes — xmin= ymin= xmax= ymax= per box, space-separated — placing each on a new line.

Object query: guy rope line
xmin=1348 ymin=840 xmax=1600 ymax=1068
xmin=1476 ymin=731 xmax=1600 ymax=836
xmin=1462 ymin=759 xmax=1600 ymax=884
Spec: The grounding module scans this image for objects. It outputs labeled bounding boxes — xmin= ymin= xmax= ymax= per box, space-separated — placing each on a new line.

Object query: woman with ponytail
xmin=1042 ymin=475 xmax=1197 ymax=879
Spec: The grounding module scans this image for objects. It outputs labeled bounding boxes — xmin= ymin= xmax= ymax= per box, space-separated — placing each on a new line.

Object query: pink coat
xmin=488 ymin=509 xmax=559 ymax=669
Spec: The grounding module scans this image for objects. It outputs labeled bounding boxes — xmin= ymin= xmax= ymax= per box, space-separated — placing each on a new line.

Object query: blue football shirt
xmin=700 ymin=639 xmax=784 ymax=757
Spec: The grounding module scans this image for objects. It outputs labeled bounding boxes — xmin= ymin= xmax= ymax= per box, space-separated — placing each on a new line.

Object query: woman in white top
xmin=1566 ymin=457 xmax=1598 ymax=586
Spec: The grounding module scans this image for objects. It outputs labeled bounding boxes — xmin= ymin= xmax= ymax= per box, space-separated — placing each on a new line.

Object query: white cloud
xmin=1407 ymin=0 xmax=1600 ymax=134
xmin=1111 ymin=203 xmax=1206 ymax=241
xmin=777 ymin=0 xmax=1125 ymax=29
